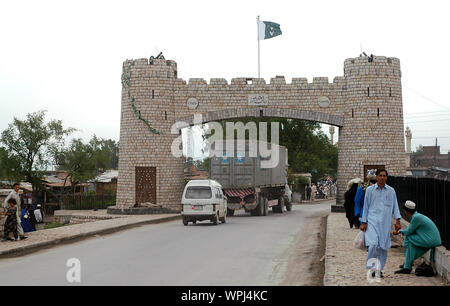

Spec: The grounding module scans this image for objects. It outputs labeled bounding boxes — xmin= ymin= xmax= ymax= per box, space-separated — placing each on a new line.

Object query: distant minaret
xmin=405 ymin=126 xmax=412 ymax=153
xmin=329 ymin=126 xmax=335 ymax=145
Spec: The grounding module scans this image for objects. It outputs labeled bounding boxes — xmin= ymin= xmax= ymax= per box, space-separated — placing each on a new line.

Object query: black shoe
xmin=394 ymin=268 xmax=411 ymax=274
xmin=20 ymin=236 xmax=28 ymax=240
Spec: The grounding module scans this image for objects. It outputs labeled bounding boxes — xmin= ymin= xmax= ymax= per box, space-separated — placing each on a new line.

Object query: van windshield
xmin=185 ymin=186 xmax=212 ymax=199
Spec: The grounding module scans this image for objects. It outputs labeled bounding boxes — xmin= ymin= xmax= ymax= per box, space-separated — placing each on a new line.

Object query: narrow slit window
xmin=377 ymin=108 xmax=380 ymax=117
xmin=165 ymin=111 xmax=167 ymax=120
xmin=367 ymin=87 xmax=370 ymax=97
xmin=389 ymin=88 xmax=392 ymax=97
xmin=352 ymin=109 xmax=354 ymax=118
xmin=260 ymin=110 xmax=264 ymax=117
xmin=152 ymin=90 xmax=155 ymax=99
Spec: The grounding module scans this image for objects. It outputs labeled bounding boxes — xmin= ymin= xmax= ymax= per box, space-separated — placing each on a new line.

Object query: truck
xmin=209 ymin=141 xmax=292 ymax=216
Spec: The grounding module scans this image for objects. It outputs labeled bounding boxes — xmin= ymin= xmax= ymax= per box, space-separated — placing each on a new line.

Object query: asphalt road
xmin=0 ymin=201 xmax=331 ymax=286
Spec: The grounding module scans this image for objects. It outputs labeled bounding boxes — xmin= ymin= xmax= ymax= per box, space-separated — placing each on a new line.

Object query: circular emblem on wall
xmin=318 ymin=96 xmax=330 ymax=108
xmin=186 ymin=97 xmax=199 ymax=110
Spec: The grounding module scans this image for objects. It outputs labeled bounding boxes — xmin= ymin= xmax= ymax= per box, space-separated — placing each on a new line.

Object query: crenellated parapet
xmin=117 ymin=54 xmax=406 ymax=210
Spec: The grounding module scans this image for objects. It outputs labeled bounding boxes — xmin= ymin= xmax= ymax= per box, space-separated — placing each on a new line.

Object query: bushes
xmin=44 ymin=222 xmax=65 ymax=229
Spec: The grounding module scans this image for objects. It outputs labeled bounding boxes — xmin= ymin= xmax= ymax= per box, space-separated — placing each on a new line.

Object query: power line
xmin=404 ymin=84 xmax=450 ymax=111
xmin=404 ymin=118 xmax=450 ymax=124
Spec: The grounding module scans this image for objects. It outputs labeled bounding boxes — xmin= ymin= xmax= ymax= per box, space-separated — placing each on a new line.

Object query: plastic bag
xmin=353 ymin=231 xmax=365 ymax=250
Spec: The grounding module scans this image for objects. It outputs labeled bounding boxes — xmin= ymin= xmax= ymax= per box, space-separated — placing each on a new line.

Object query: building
xmin=411 ymin=146 xmax=450 ymax=168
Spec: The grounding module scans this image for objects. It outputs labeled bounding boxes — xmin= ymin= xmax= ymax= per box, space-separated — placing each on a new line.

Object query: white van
xmin=181 ymin=179 xmax=227 ymax=226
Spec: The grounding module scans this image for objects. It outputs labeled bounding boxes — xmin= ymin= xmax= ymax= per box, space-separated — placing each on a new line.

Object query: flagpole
xmin=257 ymin=15 xmax=260 ymax=78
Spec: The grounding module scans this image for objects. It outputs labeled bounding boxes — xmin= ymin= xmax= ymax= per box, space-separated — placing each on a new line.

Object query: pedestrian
xmin=354 ymin=171 xmax=377 ymax=228
xmin=344 ymin=178 xmax=361 ymax=228
xmin=3 ymin=183 xmax=27 ymax=240
xmin=306 ymin=185 xmax=312 ymax=201
xmin=34 ymin=204 xmax=44 ymax=223
xmin=311 ymin=184 xmax=317 ymax=201
xmin=1 ymin=198 xmax=19 ymax=241
xmin=21 ymin=205 xmax=36 ymax=233
xmin=360 ymin=169 xmax=402 ymax=278
xmin=393 ymin=201 xmax=442 ymax=274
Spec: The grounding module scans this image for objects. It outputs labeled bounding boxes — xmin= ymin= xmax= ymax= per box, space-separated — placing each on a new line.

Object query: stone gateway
xmin=116 ymin=55 xmax=406 ymax=210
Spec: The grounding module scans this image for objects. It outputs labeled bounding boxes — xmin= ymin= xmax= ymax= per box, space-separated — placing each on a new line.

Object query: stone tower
xmin=336 ymin=56 xmax=406 ymax=199
xmin=117 ymin=58 xmax=185 ymax=210
xmin=329 ymin=126 xmax=335 ymax=145
xmin=405 ymin=126 xmax=412 ymax=153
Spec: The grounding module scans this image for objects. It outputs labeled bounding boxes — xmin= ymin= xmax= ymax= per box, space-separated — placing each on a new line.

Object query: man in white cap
xmin=393 ymin=200 xmax=442 ymax=274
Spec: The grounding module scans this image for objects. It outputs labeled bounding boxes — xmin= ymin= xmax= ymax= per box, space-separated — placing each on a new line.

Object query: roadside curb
xmin=0 ymin=215 xmax=181 ymax=257
xmin=323 ymin=213 xmax=332 ymax=286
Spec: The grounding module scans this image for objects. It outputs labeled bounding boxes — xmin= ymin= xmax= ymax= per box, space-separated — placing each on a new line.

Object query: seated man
xmin=394 ymin=200 xmax=442 ymax=274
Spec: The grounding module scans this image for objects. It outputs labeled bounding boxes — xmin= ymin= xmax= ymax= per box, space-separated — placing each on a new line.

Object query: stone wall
xmin=117 ymin=55 xmax=406 ymax=210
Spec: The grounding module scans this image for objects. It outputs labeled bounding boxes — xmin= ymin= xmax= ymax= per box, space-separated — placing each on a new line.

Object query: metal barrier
xmin=388 ymin=176 xmax=449 ymax=250
xmin=59 ymin=194 xmax=116 ymax=210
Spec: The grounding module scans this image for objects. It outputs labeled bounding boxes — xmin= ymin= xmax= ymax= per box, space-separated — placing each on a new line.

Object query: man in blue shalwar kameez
xmin=360 ymin=169 xmax=402 ymax=277
xmin=393 ymin=200 xmax=442 ymax=274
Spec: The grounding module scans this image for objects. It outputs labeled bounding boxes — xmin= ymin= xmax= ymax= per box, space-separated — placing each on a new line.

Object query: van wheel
xmin=220 ymin=213 xmax=226 ymax=224
xmin=182 ymin=218 xmax=188 ymax=226
xmin=227 ymin=208 xmax=235 ymax=216
xmin=192 ymin=220 xmax=197 ymax=224
xmin=212 ymin=213 xmax=219 ymax=225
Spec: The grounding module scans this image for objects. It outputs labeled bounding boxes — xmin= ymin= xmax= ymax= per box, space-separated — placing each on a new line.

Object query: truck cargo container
xmin=209 ymin=141 xmax=291 ymax=216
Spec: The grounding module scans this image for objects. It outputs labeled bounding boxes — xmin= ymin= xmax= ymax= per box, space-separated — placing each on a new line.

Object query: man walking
xmin=3 ymin=183 xmax=27 ymax=240
xmin=393 ymin=200 xmax=441 ymax=274
xmin=360 ymin=169 xmax=401 ymax=277
xmin=306 ymin=185 xmax=312 ymax=201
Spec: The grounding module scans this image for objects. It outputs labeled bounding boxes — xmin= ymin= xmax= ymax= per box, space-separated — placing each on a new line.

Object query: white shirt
xmin=34 ymin=209 xmax=43 ymax=222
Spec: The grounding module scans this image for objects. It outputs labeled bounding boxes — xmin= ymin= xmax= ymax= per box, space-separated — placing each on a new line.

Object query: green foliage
xmin=87 ymin=190 xmax=97 ymax=196
xmin=202 ymin=118 xmax=338 ymax=181
xmin=103 ymin=188 xmax=115 ymax=196
xmin=44 ymin=222 xmax=65 ymax=229
xmin=89 ymin=136 xmax=119 ymax=170
xmin=0 ymin=110 xmax=75 ymax=191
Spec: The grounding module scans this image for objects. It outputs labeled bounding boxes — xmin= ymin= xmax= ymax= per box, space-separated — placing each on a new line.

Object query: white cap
xmin=404 ymin=200 xmax=416 ymax=210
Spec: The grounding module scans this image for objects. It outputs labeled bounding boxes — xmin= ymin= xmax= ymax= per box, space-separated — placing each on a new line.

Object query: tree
xmin=57 ymin=138 xmax=99 ymax=195
xmin=0 ymin=110 xmax=75 ymax=198
xmin=201 ymin=117 xmax=338 ymax=181
xmin=88 ymin=136 xmax=119 ymax=170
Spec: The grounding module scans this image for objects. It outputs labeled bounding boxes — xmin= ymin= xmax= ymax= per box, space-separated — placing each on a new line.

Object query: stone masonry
xmin=117 ymin=55 xmax=406 ymax=210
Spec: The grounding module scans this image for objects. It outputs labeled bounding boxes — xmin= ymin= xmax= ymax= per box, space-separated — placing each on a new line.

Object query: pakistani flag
xmin=258 ymin=20 xmax=282 ymax=40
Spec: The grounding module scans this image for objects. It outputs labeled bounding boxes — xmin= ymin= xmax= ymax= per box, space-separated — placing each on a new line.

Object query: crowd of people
xmin=305 ymin=176 xmax=337 ymax=201
xmin=344 ymin=168 xmax=442 ymax=277
xmin=1 ymin=183 xmax=44 ymax=242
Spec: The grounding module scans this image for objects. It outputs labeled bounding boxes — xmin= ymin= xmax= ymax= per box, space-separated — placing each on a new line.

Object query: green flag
xmin=258 ymin=20 xmax=282 ymax=40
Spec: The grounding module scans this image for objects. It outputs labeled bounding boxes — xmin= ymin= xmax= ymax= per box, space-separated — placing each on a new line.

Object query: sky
xmin=1 ymin=0 xmax=449 ymax=160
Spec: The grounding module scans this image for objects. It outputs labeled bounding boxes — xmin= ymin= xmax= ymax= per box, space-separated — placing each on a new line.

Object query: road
xmin=0 ymin=201 xmax=331 ymax=286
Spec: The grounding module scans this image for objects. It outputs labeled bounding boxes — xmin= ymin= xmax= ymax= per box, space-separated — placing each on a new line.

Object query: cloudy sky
xmin=1 ymin=0 xmax=449 ymax=159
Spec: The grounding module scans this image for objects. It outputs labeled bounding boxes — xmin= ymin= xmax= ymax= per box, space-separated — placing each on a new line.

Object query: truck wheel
xmin=182 ymin=218 xmax=188 ymax=226
xmin=285 ymin=198 xmax=292 ymax=211
xmin=274 ymin=197 xmax=284 ymax=213
xmin=251 ymin=197 xmax=264 ymax=216
xmin=263 ymin=197 xmax=269 ymax=216
xmin=227 ymin=208 xmax=235 ymax=216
